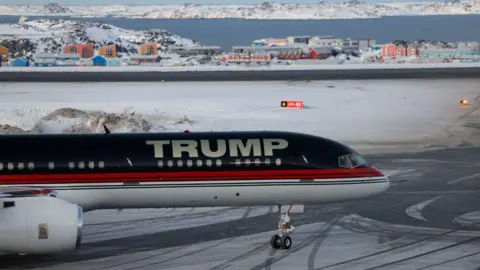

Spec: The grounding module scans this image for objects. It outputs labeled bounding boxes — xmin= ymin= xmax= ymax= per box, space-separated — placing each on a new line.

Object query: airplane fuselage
xmin=0 ymin=131 xmax=389 ymax=211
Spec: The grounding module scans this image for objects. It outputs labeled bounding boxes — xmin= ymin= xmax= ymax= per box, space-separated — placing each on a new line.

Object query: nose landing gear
xmin=270 ymin=211 xmax=295 ymax=250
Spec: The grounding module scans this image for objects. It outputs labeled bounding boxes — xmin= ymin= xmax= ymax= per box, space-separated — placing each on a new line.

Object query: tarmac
xmin=1 ymin=146 xmax=480 ymax=270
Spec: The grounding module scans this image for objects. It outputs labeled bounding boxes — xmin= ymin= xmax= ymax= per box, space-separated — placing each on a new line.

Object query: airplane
xmin=0 ymin=129 xmax=390 ymax=254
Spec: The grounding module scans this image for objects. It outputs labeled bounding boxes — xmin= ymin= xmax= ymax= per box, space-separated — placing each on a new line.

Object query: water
xmin=1 ymin=15 xmax=479 ymax=51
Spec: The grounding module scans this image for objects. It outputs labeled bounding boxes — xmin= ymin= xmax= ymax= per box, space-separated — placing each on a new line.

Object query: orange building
xmin=139 ymin=42 xmax=158 ymax=56
xmin=0 ymin=45 xmax=8 ymax=62
xmin=99 ymin=44 xmax=117 ymax=58
xmin=64 ymin=44 xmax=94 ymax=58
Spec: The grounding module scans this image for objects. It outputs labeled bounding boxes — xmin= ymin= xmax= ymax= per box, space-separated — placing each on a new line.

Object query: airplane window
xmin=187 ymin=160 xmax=193 ymax=167
xmin=167 ymin=160 xmax=174 ymax=168
xmin=48 ymin=162 xmax=54 ymax=170
xmin=28 ymin=162 xmax=34 ymax=170
xmin=7 ymin=163 xmax=13 ymax=170
xmin=88 ymin=161 xmax=95 ymax=169
xmin=158 ymin=160 xmax=164 ymax=168
xmin=338 ymin=155 xmax=352 ymax=168
xmin=177 ymin=160 xmax=183 ymax=167
xmin=235 ymin=159 xmax=241 ymax=166
xmin=0 ymin=163 xmax=3 ymax=170
xmin=338 ymin=154 xmax=368 ymax=168
xmin=245 ymin=159 xmax=251 ymax=166
xmin=206 ymin=160 xmax=212 ymax=167
xmin=197 ymin=160 xmax=203 ymax=167
xmin=265 ymin=158 xmax=271 ymax=165
xmin=275 ymin=158 xmax=282 ymax=166
xmin=18 ymin=162 xmax=24 ymax=170
xmin=98 ymin=161 xmax=105 ymax=169
xmin=254 ymin=158 xmax=261 ymax=166
xmin=353 ymin=154 xmax=368 ymax=167
xmin=78 ymin=162 xmax=85 ymax=169
xmin=68 ymin=162 xmax=75 ymax=169
xmin=215 ymin=159 xmax=222 ymax=167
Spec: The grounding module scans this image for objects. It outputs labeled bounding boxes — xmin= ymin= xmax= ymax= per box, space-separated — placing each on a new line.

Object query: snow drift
xmin=0 ymin=108 xmax=196 ymax=135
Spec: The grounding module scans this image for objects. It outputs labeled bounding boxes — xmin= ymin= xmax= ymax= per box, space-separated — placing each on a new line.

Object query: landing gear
xmin=270 ymin=210 xmax=295 ymax=250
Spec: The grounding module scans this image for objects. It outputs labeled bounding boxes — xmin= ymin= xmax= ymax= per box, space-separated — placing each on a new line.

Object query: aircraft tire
xmin=270 ymin=234 xmax=281 ymax=249
xmin=280 ymin=235 xmax=292 ymax=249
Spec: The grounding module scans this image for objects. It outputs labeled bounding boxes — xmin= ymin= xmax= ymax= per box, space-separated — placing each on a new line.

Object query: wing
xmin=0 ymin=187 xmax=57 ymax=198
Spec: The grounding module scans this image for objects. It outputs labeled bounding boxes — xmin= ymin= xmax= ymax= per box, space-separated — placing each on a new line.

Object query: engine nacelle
xmin=0 ymin=196 xmax=83 ymax=254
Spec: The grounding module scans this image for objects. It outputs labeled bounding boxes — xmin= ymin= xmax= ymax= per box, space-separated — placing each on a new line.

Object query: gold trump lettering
xmin=146 ymin=138 xmax=288 ymax=158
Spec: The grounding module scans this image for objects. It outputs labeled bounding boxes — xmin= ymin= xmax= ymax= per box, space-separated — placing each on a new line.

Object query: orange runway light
xmin=460 ymin=99 xmax=468 ymax=105
xmin=281 ymin=100 xmax=304 ymax=108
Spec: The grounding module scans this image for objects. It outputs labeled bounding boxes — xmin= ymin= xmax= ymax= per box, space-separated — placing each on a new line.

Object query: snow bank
xmin=0 ymin=108 xmax=196 ymax=135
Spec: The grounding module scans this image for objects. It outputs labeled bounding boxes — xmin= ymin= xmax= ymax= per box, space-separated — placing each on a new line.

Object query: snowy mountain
xmin=0 ymin=18 xmax=198 ymax=60
xmin=0 ymin=1 xmax=479 ymax=20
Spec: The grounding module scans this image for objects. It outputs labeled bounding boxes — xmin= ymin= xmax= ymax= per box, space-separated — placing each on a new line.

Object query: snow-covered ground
xmin=0 ymin=79 xmax=479 ymax=154
xmin=0 ymin=18 xmax=197 ymax=61
xmin=1 ymin=2 xmax=479 ymax=20
xmin=33 ymin=214 xmax=480 ymax=270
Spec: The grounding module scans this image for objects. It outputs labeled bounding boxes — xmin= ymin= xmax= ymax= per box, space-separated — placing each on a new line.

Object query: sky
xmin=0 ymin=0 xmax=441 ymax=4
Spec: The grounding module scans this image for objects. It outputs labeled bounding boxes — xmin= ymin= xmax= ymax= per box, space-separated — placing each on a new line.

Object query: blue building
xmin=11 ymin=58 xmax=30 ymax=67
xmin=93 ymin=55 xmax=122 ymax=66
xmin=92 ymin=55 xmax=107 ymax=66
xmin=107 ymin=58 xmax=122 ymax=66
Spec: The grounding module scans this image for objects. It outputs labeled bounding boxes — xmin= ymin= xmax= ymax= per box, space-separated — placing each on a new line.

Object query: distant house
xmin=64 ymin=44 xmax=94 ymax=58
xmin=92 ymin=55 xmax=122 ymax=66
xmin=139 ymin=42 xmax=158 ymax=56
xmin=0 ymin=45 xmax=8 ymax=63
xmin=56 ymin=53 xmax=81 ymax=66
xmin=129 ymin=55 xmax=161 ymax=65
xmin=98 ymin=44 xmax=117 ymax=58
xmin=11 ymin=58 xmax=30 ymax=67
xmin=34 ymin=53 xmax=57 ymax=67
xmin=92 ymin=55 xmax=107 ymax=66
xmin=381 ymin=43 xmax=396 ymax=57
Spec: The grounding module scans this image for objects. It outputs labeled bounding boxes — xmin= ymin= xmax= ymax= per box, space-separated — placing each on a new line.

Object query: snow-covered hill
xmin=0 ymin=18 xmax=198 ymax=60
xmin=0 ymin=1 xmax=479 ymax=20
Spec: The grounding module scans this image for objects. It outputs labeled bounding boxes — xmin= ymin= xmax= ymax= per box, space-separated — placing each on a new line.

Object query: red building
xmin=381 ymin=43 xmax=396 ymax=57
xmin=381 ymin=43 xmax=419 ymax=57
xmin=64 ymin=44 xmax=94 ymax=58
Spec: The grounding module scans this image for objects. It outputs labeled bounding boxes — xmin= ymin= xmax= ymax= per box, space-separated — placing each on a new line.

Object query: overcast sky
xmin=0 ymin=0 xmax=441 ymax=5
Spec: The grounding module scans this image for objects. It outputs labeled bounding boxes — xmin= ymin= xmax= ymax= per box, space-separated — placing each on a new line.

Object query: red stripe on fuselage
xmin=0 ymin=168 xmax=383 ymax=185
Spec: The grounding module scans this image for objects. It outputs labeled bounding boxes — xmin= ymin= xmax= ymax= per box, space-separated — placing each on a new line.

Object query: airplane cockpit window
xmin=338 ymin=154 xmax=369 ymax=168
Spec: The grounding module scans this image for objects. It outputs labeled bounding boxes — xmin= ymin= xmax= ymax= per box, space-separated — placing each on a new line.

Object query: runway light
xmin=460 ymin=99 xmax=468 ymax=105
xmin=281 ymin=100 xmax=304 ymax=108
xmin=184 ymin=130 xmax=190 ymax=133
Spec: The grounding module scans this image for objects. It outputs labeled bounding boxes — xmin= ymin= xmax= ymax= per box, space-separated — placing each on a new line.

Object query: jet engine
xmin=0 ymin=195 xmax=83 ymax=254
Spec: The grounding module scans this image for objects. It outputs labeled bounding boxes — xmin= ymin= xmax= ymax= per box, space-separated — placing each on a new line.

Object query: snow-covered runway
xmin=0 ymin=79 xmax=479 ymax=154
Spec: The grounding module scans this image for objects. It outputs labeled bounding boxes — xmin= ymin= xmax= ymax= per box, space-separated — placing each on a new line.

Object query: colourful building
xmin=64 ymin=44 xmax=94 ymax=58
xmin=11 ymin=58 xmax=30 ymax=67
xmin=139 ymin=42 xmax=158 ymax=56
xmin=0 ymin=45 xmax=8 ymax=63
xmin=419 ymin=48 xmax=480 ymax=59
xmin=98 ymin=44 xmax=117 ymax=58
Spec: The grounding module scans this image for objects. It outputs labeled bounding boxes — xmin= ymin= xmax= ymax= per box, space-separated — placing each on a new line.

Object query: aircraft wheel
xmin=280 ymin=235 xmax=292 ymax=249
xmin=270 ymin=234 xmax=281 ymax=249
